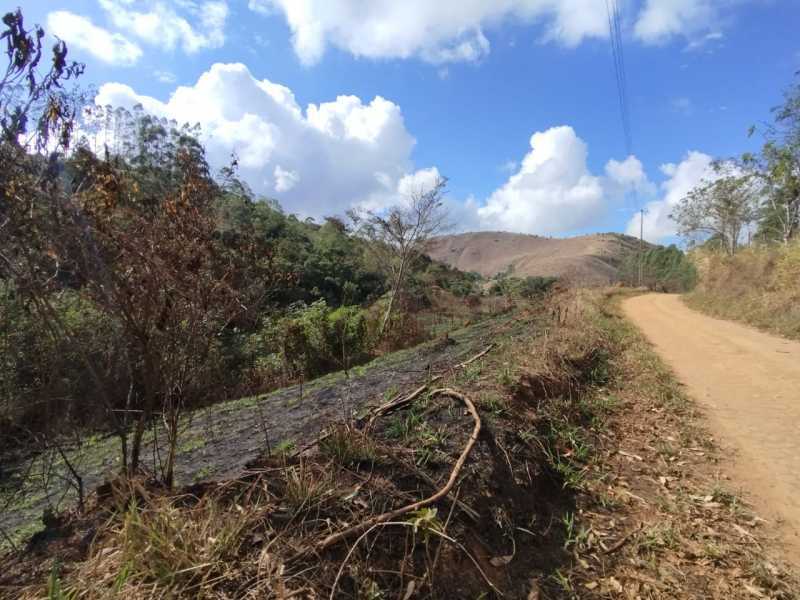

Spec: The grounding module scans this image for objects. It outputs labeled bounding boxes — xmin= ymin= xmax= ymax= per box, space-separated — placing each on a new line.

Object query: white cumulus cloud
xmin=98 ymin=0 xmax=228 ymax=53
xmin=93 ymin=63 xmax=428 ymax=217
xmin=46 ymin=11 xmax=142 ymax=66
xmin=251 ymin=0 xmax=753 ymax=65
xmin=625 ymin=151 xmax=716 ymax=242
xmin=273 ymin=165 xmax=300 ymax=192
xmin=605 ymin=155 xmax=654 ymax=195
xmin=634 ymin=0 xmax=724 ymax=45
xmin=250 ymin=0 xmax=609 ymax=66
xmin=475 ymin=126 xmax=648 ymax=235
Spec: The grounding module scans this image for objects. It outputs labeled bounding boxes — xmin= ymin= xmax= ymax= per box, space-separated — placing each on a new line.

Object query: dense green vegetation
xmin=0 ymin=11 xmax=482 ymax=489
xmin=619 ymin=245 xmax=697 ymax=292
xmin=489 ymin=273 xmax=559 ymax=298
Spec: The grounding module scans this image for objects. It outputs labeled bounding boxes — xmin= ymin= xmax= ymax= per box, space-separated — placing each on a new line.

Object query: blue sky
xmin=13 ymin=0 xmax=800 ymax=241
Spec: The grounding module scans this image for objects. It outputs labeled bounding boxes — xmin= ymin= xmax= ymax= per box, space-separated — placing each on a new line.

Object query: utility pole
xmin=638 ymin=208 xmax=644 ymax=288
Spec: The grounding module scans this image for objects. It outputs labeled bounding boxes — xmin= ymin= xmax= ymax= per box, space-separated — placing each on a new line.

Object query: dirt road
xmin=623 ymin=293 xmax=800 ymax=557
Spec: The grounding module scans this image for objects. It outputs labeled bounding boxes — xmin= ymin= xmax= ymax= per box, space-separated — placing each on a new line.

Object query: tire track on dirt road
xmin=623 ymin=293 xmax=800 ymax=562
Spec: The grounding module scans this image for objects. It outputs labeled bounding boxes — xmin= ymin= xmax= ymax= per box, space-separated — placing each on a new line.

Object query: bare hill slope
xmin=427 ymin=231 xmax=647 ymax=285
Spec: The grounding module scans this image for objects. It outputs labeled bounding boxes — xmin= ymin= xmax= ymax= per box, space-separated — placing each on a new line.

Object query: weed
xmin=638 ymin=523 xmax=678 ymax=554
xmin=547 ymin=452 xmax=586 ymax=491
xmin=655 ymin=441 xmax=677 ymax=460
xmin=357 ymin=575 xmax=385 ymax=600
xmin=496 ymin=362 xmax=514 ymax=387
xmin=460 ymin=362 xmax=482 ymax=383
xmin=561 ymin=512 xmax=590 ymax=551
xmin=283 ymin=462 xmax=332 ymax=511
xmin=595 ymin=490 xmax=621 ymax=510
xmin=550 ymin=569 xmax=576 ymax=596
xmin=319 ymin=424 xmax=377 ymax=466
xmin=586 ymin=349 xmax=611 ymax=387
xmin=479 ymin=393 xmax=506 ymax=417
xmin=382 ymin=385 xmax=399 ymax=402
xmin=46 ymin=562 xmax=77 ymax=600
xmin=590 ymin=392 xmax=620 ymax=413
xmin=274 ymin=439 xmax=296 ymax=455
xmin=385 ymin=409 xmax=424 ymax=440
xmin=406 ymin=506 xmax=444 ymax=540
xmin=549 ymin=421 xmax=592 ymax=463
xmin=193 ymin=466 xmax=212 ymax=482
xmin=117 ymin=495 xmax=249 ymax=590
xmin=413 ymin=424 xmax=448 ymax=467
xmin=703 ymin=541 xmax=726 ymax=561
xmin=178 ymin=435 xmax=206 ymax=453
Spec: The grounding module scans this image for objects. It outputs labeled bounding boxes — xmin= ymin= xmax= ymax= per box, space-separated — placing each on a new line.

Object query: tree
xmin=349 ymin=176 xmax=449 ymax=336
xmin=63 ymin=145 xmax=278 ymax=486
xmin=757 ymin=142 xmax=800 ymax=243
xmin=757 ymin=76 xmax=800 ymax=243
xmin=0 ymin=11 xmax=281 ymax=487
xmin=0 ymin=9 xmax=84 ymax=149
xmin=671 ymin=163 xmax=759 ymax=256
xmin=619 ymin=245 xmax=697 ymax=292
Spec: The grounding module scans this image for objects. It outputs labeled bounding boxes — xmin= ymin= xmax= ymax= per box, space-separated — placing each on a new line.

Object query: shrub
xmin=489 ymin=275 xmax=558 ymax=298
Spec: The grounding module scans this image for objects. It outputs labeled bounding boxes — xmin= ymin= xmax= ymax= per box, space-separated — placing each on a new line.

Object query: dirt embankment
xmin=685 ymin=243 xmax=800 ymax=340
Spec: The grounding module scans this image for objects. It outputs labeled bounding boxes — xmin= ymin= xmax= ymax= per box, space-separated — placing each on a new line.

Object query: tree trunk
xmin=163 ymin=406 xmax=179 ymax=489
xmin=129 ymin=350 xmax=157 ymax=475
xmin=380 ymin=255 xmax=408 ymax=337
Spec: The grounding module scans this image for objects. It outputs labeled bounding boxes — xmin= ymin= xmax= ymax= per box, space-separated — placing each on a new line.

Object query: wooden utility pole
xmin=638 ymin=208 xmax=644 ymax=287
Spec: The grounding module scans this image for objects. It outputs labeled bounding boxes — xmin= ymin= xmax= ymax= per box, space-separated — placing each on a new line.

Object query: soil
xmin=623 ymin=293 xmax=800 ymax=563
xmin=0 ymin=313 xmax=509 ymax=547
xmin=3 ymin=290 xmax=799 ymax=598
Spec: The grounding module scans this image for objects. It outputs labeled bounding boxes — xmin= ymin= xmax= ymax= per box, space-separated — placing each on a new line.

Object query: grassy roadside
xmin=3 ymin=289 xmax=797 ymax=599
xmin=685 ymin=244 xmax=800 ymax=340
xmin=565 ymin=289 xmax=798 ymax=598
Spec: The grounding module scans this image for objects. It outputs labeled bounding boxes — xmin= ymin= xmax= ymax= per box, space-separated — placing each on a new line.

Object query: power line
xmin=605 ymin=0 xmax=632 ymax=157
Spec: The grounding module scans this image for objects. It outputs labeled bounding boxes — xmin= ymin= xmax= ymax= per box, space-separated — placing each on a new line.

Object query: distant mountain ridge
xmin=426 ymin=231 xmax=652 ymax=285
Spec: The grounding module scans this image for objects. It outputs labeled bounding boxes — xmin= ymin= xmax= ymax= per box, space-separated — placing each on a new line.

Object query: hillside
xmin=427 ymin=231 xmax=650 ymax=285
xmin=685 ymin=242 xmax=800 ymax=339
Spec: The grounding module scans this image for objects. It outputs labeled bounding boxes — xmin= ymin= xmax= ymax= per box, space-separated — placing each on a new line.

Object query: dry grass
xmin=566 ymin=289 xmax=799 ymax=598
xmin=18 ymin=479 xmax=295 ymax=599
xmin=686 ymin=242 xmax=800 ymax=339
xmin=6 ymin=289 xmax=799 ymax=599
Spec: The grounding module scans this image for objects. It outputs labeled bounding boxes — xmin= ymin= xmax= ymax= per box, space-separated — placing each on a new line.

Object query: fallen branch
xmin=381 ymin=448 xmax=480 ymax=522
xmin=309 ymin=388 xmax=481 ymax=555
xmin=327 ymin=519 xmax=502 ymax=599
xmin=368 ymin=344 xmax=494 ymax=425
xmin=293 ymin=344 xmax=493 ymax=457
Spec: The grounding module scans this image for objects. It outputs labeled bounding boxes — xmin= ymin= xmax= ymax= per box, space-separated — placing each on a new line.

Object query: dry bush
xmin=16 ymin=477 xmax=302 ymax=599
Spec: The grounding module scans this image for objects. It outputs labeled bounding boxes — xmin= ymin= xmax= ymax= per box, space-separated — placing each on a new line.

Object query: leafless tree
xmin=349 ymin=176 xmax=449 ymax=336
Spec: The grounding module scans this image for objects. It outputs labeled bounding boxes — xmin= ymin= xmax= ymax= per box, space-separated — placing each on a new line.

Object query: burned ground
xmin=2 ymin=291 xmax=798 ymax=599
